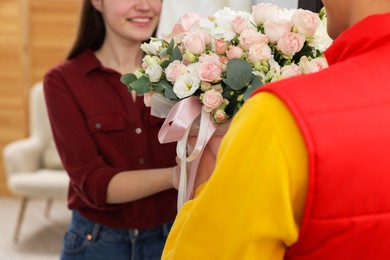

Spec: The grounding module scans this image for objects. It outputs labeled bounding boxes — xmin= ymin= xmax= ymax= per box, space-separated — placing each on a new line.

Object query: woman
xmin=44 ymin=0 xmax=178 ymax=259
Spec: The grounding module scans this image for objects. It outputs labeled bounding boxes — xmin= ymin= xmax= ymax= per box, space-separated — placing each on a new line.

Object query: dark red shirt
xmin=44 ymin=49 xmax=177 ymax=229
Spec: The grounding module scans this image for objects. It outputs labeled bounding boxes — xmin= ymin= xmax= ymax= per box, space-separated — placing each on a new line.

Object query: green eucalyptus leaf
xmin=166 ymin=38 xmax=175 ymax=55
xmin=225 ymin=58 xmax=254 ymax=90
xmin=129 ymin=75 xmax=152 ymax=94
xmin=120 ymin=73 xmax=137 ymax=86
xmin=161 ymin=60 xmax=171 ymax=69
xmin=155 ymin=79 xmax=178 ymax=100
xmin=172 ymin=46 xmax=183 ymax=61
xmin=243 ymin=76 xmax=263 ymax=101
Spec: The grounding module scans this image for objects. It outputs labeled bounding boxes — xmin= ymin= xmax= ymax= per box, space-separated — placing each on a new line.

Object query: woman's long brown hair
xmin=67 ymin=0 xmax=105 ymax=60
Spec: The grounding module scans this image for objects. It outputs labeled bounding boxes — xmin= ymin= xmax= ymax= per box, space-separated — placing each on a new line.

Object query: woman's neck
xmin=95 ymin=37 xmax=144 ymax=75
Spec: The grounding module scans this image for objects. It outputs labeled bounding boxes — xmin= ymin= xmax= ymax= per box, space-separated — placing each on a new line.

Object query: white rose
xmin=145 ymin=64 xmax=163 ymax=83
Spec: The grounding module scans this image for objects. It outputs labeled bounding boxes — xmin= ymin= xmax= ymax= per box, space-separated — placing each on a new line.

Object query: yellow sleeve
xmin=162 ymin=92 xmax=308 ymax=260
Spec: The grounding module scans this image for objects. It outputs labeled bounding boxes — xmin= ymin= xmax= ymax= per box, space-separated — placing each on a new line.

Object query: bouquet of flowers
xmin=121 ymin=3 xmax=332 ymax=208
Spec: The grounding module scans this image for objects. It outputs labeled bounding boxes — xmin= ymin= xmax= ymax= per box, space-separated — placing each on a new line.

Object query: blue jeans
xmin=60 ymin=210 xmax=173 ymax=260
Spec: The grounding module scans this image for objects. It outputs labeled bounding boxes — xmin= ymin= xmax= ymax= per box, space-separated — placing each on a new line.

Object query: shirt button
xmin=139 ymin=158 xmax=144 ymax=164
xmin=135 ymin=127 xmax=142 ymax=134
xmin=95 ymin=123 xmax=102 ymax=129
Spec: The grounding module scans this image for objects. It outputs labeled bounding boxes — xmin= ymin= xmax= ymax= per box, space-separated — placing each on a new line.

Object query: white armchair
xmin=3 ymin=82 xmax=69 ymax=242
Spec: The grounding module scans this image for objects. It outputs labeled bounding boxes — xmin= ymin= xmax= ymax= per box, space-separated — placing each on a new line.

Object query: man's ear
xmin=91 ymin=0 xmax=103 ymax=12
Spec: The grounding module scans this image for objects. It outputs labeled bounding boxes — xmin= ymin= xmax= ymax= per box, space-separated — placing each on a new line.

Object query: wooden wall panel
xmin=29 ymin=0 xmax=81 ymax=85
xmin=0 ymin=0 xmax=25 ymax=195
xmin=0 ymin=0 xmax=81 ymax=196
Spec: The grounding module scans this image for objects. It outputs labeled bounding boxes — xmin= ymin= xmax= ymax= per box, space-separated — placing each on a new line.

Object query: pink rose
xmin=198 ymin=54 xmax=222 ymax=82
xmin=252 ymin=3 xmax=281 ymax=25
xmin=248 ymin=43 xmax=272 ymax=64
xmin=232 ymin=15 xmax=249 ymax=34
xmin=226 ymin=46 xmax=243 ymax=60
xmin=277 ymin=32 xmax=305 ymax=57
xmin=183 ymin=30 xmax=207 ymax=55
xmin=280 ymin=64 xmax=302 ymax=79
xmin=213 ymin=109 xmax=228 ymax=123
xmin=215 ymin=39 xmax=228 ymax=55
xmin=292 ymin=9 xmax=321 ymax=37
xmin=202 ymin=89 xmax=224 ymax=112
xmin=264 ymin=18 xmax=293 ymax=44
xmin=239 ymin=28 xmax=268 ymax=50
xmin=165 ymin=60 xmax=187 ymax=82
xmin=198 ymin=29 xmax=211 ymax=45
xmin=163 ymin=13 xmax=202 ymax=40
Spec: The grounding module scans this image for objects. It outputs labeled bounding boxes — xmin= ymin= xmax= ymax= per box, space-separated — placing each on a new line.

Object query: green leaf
xmin=120 ymin=73 xmax=137 ymax=86
xmin=166 ymin=38 xmax=175 ymax=55
xmin=224 ymin=59 xmax=254 ymax=90
xmin=171 ymin=46 xmax=183 ymax=61
xmin=243 ymin=76 xmax=263 ymax=101
xmin=129 ymin=75 xmax=152 ymax=94
xmin=161 ymin=60 xmax=171 ymax=69
xmin=155 ymin=79 xmax=178 ymax=100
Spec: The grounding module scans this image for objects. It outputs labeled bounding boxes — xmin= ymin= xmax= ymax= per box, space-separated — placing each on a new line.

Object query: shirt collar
xmin=76 ymin=49 xmax=118 ymax=76
xmin=325 ymin=13 xmax=390 ymax=65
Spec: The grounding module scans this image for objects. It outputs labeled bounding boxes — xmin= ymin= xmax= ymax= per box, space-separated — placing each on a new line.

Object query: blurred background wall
xmin=0 ymin=0 xmax=81 ymax=196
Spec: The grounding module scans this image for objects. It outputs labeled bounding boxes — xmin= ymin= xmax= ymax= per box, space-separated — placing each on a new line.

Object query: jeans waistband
xmin=71 ymin=210 xmax=173 ymax=242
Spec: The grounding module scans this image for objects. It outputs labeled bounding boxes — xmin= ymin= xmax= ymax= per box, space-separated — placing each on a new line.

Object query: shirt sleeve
xmin=44 ymin=68 xmax=121 ymax=209
xmin=162 ymin=92 xmax=308 ymax=260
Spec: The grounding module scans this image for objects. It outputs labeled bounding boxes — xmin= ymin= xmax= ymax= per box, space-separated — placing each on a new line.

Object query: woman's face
xmin=92 ymin=0 xmax=162 ymax=43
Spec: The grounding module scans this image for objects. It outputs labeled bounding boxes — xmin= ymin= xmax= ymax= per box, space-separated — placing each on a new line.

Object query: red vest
xmin=256 ymin=13 xmax=390 ymax=259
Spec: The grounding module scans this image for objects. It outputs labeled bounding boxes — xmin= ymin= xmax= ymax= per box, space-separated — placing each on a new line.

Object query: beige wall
xmin=0 ymin=0 xmax=81 ymax=196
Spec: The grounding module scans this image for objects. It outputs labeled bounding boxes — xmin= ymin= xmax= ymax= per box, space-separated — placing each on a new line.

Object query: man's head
xmin=322 ymin=0 xmax=390 ymax=39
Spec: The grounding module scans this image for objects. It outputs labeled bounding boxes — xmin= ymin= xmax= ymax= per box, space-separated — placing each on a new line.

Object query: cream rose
xmin=165 ymin=60 xmax=187 ymax=83
xmin=239 ymin=28 xmax=269 ymax=50
xmin=252 ymin=3 xmax=281 ymax=25
xmin=280 ymin=64 xmax=302 ymax=79
xmin=248 ymin=43 xmax=272 ymax=64
xmin=202 ymin=89 xmax=224 ymax=112
xmin=299 ymin=56 xmax=328 ymax=74
xmin=183 ymin=30 xmax=207 ymax=55
xmin=264 ymin=18 xmax=293 ymax=44
xmin=277 ymin=32 xmax=305 ymax=57
xmin=292 ymin=9 xmax=321 ymax=37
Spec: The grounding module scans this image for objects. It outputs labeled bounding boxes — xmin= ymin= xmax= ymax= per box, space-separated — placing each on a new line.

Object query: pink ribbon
xmin=158 ymin=96 xmax=218 ymax=209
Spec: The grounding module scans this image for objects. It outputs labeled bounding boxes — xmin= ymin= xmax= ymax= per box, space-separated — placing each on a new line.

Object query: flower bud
xmin=184 ymin=50 xmax=197 ymax=63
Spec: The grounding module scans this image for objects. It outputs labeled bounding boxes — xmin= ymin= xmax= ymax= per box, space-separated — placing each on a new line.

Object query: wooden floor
xmin=0 ymin=196 xmax=71 ymax=260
